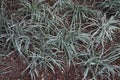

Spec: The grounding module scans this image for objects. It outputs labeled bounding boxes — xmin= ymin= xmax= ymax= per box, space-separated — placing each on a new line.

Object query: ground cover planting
xmin=0 ymin=0 xmax=120 ymax=80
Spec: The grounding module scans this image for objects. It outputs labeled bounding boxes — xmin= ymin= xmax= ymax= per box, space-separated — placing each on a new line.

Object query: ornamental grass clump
xmin=0 ymin=0 xmax=120 ymax=80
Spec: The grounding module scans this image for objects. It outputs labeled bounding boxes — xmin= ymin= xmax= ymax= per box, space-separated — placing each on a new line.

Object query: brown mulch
xmin=0 ymin=53 xmax=30 ymax=80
